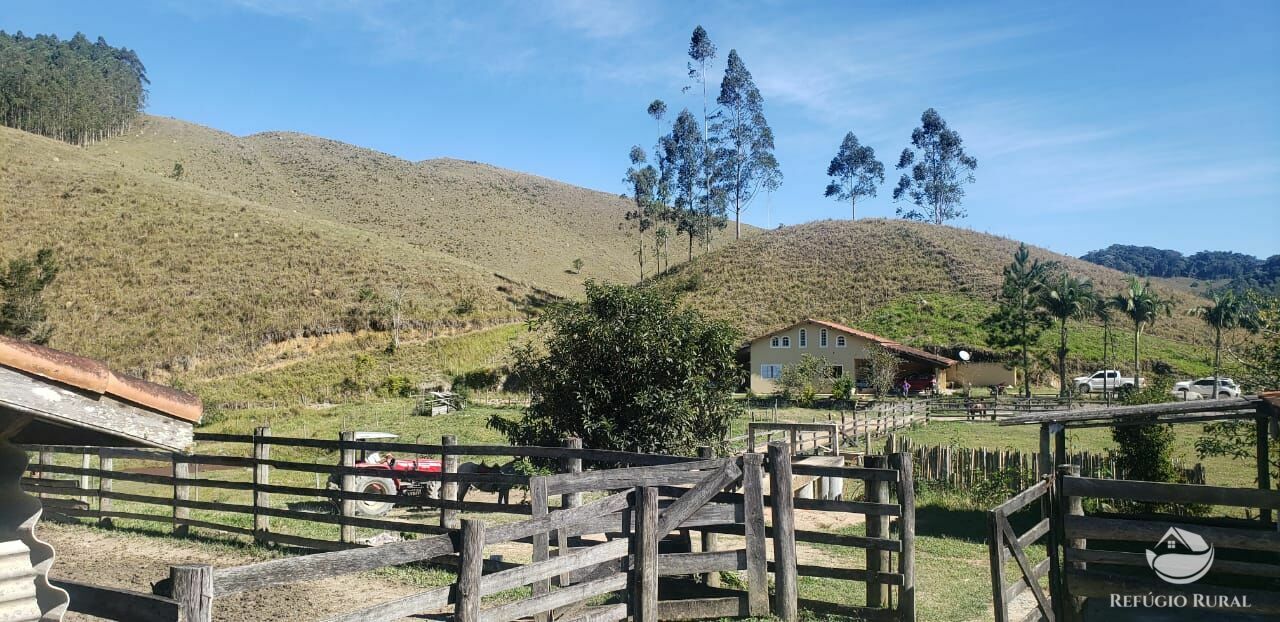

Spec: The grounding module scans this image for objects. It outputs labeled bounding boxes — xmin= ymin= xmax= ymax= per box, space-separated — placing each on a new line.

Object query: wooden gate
xmin=988 ymin=477 xmax=1056 ymax=622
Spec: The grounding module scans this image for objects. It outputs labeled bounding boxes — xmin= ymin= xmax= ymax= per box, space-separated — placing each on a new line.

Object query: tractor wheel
xmin=354 ymin=476 xmax=397 ymax=516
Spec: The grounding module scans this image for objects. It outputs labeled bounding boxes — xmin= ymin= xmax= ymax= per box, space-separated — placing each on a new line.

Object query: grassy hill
xmin=83 ymin=116 xmax=738 ymax=296
xmin=2 ymin=117 xmax=745 ymax=380
xmin=651 ymin=219 xmax=1216 ymax=375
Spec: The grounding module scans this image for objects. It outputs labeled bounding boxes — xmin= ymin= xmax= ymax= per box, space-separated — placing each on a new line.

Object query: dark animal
xmin=458 ymin=460 xmax=526 ymax=505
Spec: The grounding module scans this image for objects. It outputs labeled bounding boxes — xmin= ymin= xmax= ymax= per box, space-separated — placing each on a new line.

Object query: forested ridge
xmin=0 ymin=31 xmax=147 ymax=146
xmin=1080 ymin=244 xmax=1279 ymax=293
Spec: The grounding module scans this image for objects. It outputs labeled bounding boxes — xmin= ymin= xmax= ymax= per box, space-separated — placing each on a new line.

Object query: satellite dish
xmin=959 ymin=350 xmax=971 ymax=362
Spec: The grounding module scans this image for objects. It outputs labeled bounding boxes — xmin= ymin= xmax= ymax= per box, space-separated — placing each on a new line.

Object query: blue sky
xmin=7 ymin=0 xmax=1279 ymax=257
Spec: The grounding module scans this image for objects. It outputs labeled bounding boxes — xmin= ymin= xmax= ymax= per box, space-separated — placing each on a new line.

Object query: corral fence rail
xmin=729 ymin=400 xmax=924 ymax=456
xmin=22 ymin=437 xmax=919 ymax=622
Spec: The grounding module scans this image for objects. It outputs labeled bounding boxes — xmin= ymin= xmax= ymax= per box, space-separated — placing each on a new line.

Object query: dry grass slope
xmin=0 ymin=125 xmax=531 ymax=375
xmin=652 ymin=219 xmax=1211 ymax=354
xmin=3 ymin=116 xmax=749 ymax=378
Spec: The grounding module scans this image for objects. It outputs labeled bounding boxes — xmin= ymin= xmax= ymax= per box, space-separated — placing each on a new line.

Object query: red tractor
xmin=327 ymin=432 xmax=442 ymax=516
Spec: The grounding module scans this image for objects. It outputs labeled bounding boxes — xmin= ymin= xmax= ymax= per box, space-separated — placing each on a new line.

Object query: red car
xmin=327 ymin=432 xmax=442 ymax=516
xmin=899 ymin=374 xmax=937 ymax=395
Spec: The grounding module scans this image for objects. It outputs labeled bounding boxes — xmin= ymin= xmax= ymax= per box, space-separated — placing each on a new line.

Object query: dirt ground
xmin=40 ymin=522 xmax=426 ymax=622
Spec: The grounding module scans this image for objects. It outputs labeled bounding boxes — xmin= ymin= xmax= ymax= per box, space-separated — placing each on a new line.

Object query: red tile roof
xmin=755 ymin=319 xmax=957 ymax=368
xmin=0 ymin=335 xmax=202 ymax=423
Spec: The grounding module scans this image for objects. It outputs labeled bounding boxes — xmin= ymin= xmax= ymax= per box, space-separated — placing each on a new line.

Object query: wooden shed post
xmin=891 ymin=452 xmax=916 ymax=622
xmin=98 ymin=449 xmax=113 ymax=527
xmin=767 ymin=442 xmax=798 ymax=622
xmin=441 ymin=434 xmax=460 ymax=530
xmin=172 ymin=454 xmax=190 ymax=537
xmin=863 ymin=455 xmax=890 ymax=609
xmin=632 ymin=486 xmax=659 ymax=622
xmin=253 ymin=426 xmax=271 ymax=543
xmin=741 ymin=453 xmax=769 ymax=616
xmin=170 ymin=564 xmax=214 ymax=622
xmin=339 ymin=431 xmax=357 ymax=543
xmin=696 ymin=445 xmax=720 ymax=588
xmin=456 ymin=519 xmax=486 ymax=622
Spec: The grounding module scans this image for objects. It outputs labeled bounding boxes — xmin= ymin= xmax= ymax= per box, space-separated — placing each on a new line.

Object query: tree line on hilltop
xmin=1081 ymin=244 xmax=1280 ymax=294
xmin=619 ymin=25 xmax=979 ymax=280
xmin=0 ymin=31 xmax=148 ymax=146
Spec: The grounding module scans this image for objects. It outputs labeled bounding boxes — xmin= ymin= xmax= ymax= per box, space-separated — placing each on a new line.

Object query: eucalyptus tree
xmin=1039 ymin=274 xmax=1096 ymax=396
xmin=668 ymin=109 xmax=705 ymax=261
xmin=1110 ymin=277 xmax=1173 ymax=384
xmin=0 ymin=31 xmax=148 ymax=145
xmin=1189 ymin=290 xmax=1257 ymax=397
xmin=713 ymin=50 xmax=781 ymax=239
xmin=892 ymin=108 xmax=977 ymax=224
xmin=986 ymin=244 xmax=1055 ymax=397
xmin=623 ymin=146 xmax=658 ymax=280
xmin=685 ymin=26 xmax=724 ymax=250
xmin=647 ymin=100 xmax=675 ymax=271
xmin=824 ymin=132 xmax=884 ymax=220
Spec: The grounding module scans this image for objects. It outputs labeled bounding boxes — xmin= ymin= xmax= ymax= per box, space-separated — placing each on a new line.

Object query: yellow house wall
xmin=748 ymin=321 xmax=882 ymax=394
xmin=949 ymin=361 xmax=1018 ymax=388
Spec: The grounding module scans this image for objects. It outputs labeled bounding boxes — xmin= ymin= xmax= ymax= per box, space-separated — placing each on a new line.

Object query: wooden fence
xmin=22 ymin=437 xmax=919 ymax=621
xmin=895 ymin=439 xmax=1207 ymax=491
xmin=988 ymin=464 xmax=1280 ymax=622
xmin=734 ymin=401 xmax=925 ymax=456
xmin=925 ymin=396 xmax=1080 ymax=420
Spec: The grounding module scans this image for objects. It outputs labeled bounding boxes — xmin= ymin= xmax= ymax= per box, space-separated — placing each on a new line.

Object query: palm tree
xmin=1188 ymin=291 xmax=1256 ymax=398
xmin=1110 ymin=278 xmax=1172 ymax=389
xmin=1040 ymin=274 xmax=1096 ymax=397
xmin=1090 ymin=296 xmax=1115 ymax=405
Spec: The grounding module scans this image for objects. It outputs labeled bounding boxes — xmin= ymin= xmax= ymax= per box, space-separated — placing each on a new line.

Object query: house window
xmin=761 ymin=364 xmax=782 ymax=380
xmin=781 ymin=336 xmax=791 ymax=347
xmin=799 ymin=329 xmax=807 ymax=348
xmin=831 ymin=365 xmax=844 ymax=378
xmin=820 ymin=329 xmax=828 ymax=347
xmin=770 ymin=336 xmax=780 ymax=348
xmin=836 ymin=335 xmax=847 ymax=347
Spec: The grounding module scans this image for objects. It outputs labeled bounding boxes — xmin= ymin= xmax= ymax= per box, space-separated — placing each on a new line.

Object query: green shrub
xmin=832 ymin=376 xmax=855 ymax=401
xmin=376 ymin=374 xmax=415 ymax=398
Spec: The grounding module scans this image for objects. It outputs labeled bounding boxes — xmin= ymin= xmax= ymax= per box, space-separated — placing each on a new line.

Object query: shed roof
xmin=753 ymin=319 xmax=956 ymax=368
xmin=0 ymin=335 xmax=201 ymax=422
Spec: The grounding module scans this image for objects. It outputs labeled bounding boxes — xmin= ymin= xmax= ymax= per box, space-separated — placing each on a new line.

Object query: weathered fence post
xmin=78 ymin=451 xmax=91 ymax=506
xmin=456 ymin=518 xmax=486 ymax=622
xmin=863 ymin=454 xmax=890 ymax=609
xmin=696 ymin=446 xmax=721 ymax=588
xmin=170 ymin=564 xmax=214 ymax=622
xmin=530 ymin=476 xmax=550 ymax=622
xmin=748 ymin=422 xmax=757 ymax=454
xmin=98 ymin=448 xmax=113 ymax=527
xmin=741 ymin=453 xmax=769 ymax=617
xmin=35 ymin=450 xmax=50 ymax=500
xmin=559 ymin=437 xmax=582 ymax=586
xmin=253 ymin=426 xmax=271 ymax=544
xmin=1060 ymin=463 xmax=1084 ymax=620
xmin=891 ymin=452 xmax=916 ymax=622
xmin=987 ymin=507 xmax=1008 ymax=622
xmin=1038 ymin=423 xmax=1052 ymax=477
xmin=173 ymin=454 xmax=190 ymax=537
xmin=441 ymin=434 xmax=460 ymax=530
xmin=767 ymin=442 xmax=798 ymax=622
xmin=1257 ymin=413 xmax=1272 ymax=527
xmin=339 ymin=431 xmax=357 ymax=543
xmin=633 ymin=486 xmax=659 ymax=622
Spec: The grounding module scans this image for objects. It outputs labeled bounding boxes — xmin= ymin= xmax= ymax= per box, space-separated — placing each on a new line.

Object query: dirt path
xmin=40 ymin=522 xmax=426 ymax=622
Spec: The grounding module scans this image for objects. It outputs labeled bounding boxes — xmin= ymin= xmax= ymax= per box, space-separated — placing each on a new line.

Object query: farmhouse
xmin=748 ymin=319 xmax=957 ymax=394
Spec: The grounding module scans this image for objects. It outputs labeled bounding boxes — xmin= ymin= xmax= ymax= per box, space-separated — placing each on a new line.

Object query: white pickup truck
xmin=1073 ymin=370 xmax=1142 ymax=393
